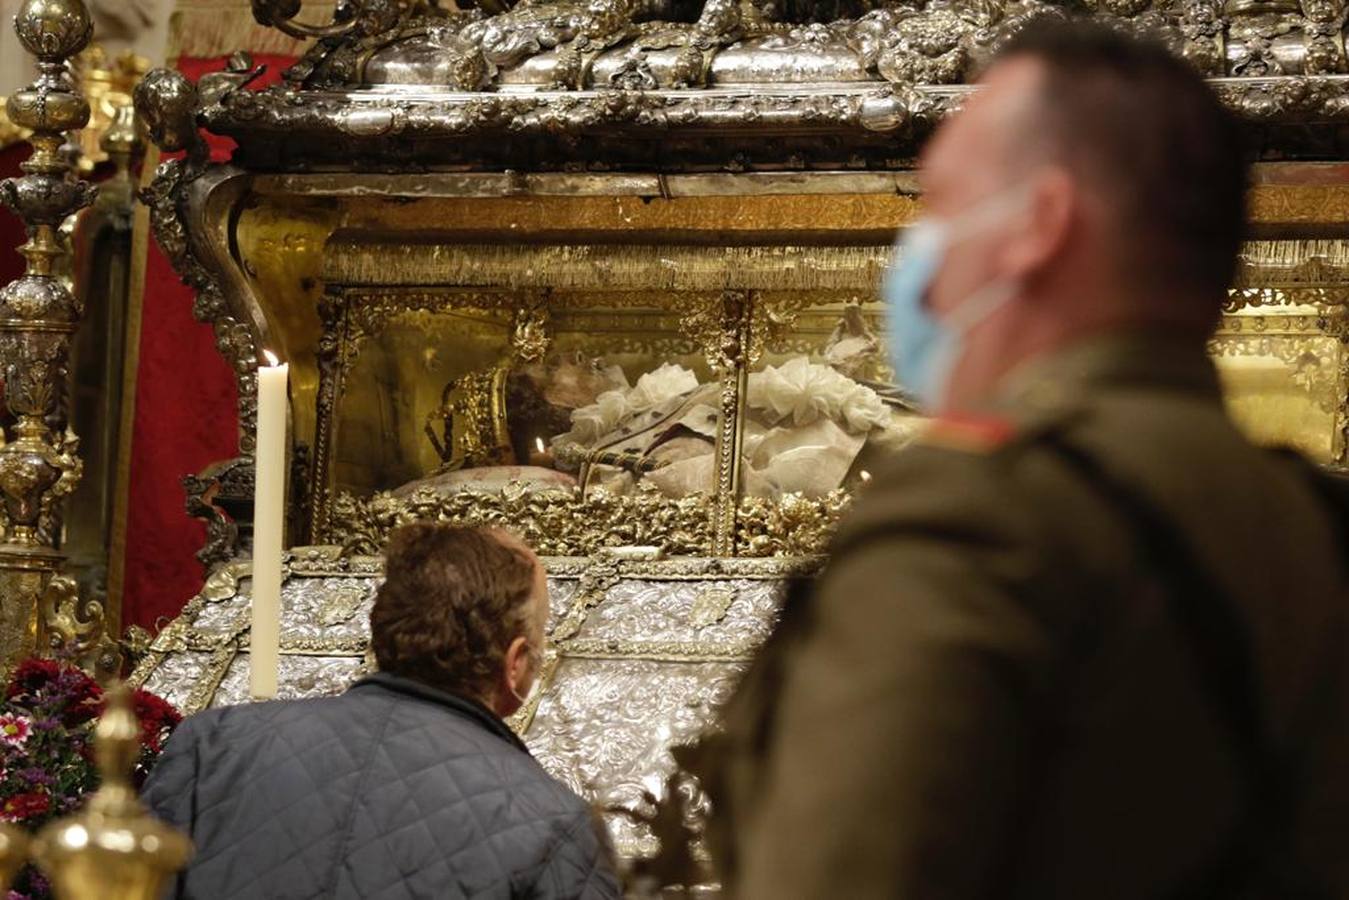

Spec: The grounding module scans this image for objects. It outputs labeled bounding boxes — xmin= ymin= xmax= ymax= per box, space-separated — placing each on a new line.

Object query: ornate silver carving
xmin=193 ymin=0 xmax=1349 ymax=105
xmin=688 ymin=585 xmax=737 ymax=627
xmin=135 ymin=68 xmax=265 ymax=454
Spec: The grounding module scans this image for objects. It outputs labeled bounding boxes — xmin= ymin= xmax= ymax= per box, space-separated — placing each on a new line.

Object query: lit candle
xmin=251 ymin=350 xmax=287 ymax=700
xmin=528 ymin=435 xmax=554 ymax=468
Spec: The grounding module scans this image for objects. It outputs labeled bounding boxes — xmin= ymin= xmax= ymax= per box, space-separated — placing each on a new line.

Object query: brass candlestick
xmin=0 ymin=0 xmax=99 ymax=673
xmin=74 ymin=48 xmax=150 ymax=173
xmin=98 ymin=101 xmax=142 ymax=212
xmin=33 ymin=684 xmax=193 ymax=898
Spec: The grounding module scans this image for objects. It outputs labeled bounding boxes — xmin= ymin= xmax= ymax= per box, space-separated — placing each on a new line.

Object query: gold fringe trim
xmin=1237 ymin=239 xmax=1349 ymax=285
xmin=323 ymin=238 xmax=1349 ymax=292
xmin=324 ymin=243 xmax=894 ymax=291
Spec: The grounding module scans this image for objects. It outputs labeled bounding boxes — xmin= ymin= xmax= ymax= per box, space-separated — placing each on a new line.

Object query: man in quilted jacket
xmin=143 ymin=524 xmax=621 ymax=899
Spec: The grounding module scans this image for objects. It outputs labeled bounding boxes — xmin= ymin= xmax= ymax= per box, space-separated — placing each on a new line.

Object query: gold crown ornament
xmin=425 ymin=363 xmax=514 ymax=471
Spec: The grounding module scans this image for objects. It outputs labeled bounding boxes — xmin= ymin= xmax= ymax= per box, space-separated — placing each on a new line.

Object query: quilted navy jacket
xmin=142 ymin=672 xmax=621 ymax=899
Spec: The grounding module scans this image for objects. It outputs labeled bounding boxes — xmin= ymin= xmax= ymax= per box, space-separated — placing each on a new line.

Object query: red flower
xmin=1 ymin=791 xmax=49 ymax=822
xmin=6 ymin=658 xmax=104 ymax=727
xmin=5 ymin=659 xmax=60 ymax=700
xmin=58 ymin=671 xmax=103 ymax=727
xmin=132 ymin=690 xmax=182 ymax=752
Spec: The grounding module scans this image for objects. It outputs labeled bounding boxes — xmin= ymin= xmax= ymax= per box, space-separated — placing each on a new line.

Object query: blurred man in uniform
xmin=707 ymin=21 xmax=1349 ymax=900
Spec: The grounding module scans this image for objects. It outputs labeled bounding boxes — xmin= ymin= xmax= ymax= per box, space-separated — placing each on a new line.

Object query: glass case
xmin=328 ymin=289 xmax=716 ymax=503
xmin=308 ymin=241 xmax=1349 ymax=561
xmin=309 ymin=241 xmax=905 ymax=558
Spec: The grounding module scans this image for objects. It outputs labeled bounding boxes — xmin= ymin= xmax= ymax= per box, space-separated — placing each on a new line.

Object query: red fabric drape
xmin=0 ymin=143 xmax=32 ymax=288
xmin=120 ymin=54 xmax=294 ymax=631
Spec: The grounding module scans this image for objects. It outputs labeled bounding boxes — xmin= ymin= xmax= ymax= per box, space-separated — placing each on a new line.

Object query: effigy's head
xmin=521 ymin=351 xmax=629 ymax=411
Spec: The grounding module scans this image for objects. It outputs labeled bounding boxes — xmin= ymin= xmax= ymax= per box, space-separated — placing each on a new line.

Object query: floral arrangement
xmin=0 ymin=659 xmax=182 ymax=900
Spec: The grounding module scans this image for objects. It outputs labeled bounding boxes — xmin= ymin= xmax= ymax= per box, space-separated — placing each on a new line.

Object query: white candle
xmin=251 ymin=350 xmax=288 ymax=700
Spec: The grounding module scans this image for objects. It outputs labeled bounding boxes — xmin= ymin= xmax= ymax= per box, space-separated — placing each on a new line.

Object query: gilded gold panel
xmin=1212 ymin=299 xmax=1348 ymax=464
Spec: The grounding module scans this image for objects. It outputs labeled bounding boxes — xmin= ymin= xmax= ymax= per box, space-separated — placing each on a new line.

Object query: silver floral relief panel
xmin=211 ymin=654 xmax=372 ymax=707
xmin=139 ymin=651 xmax=221 ymax=714
xmin=526 ymin=657 xmax=748 ymax=857
xmin=520 ymin=565 xmax=788 ymax=855
xmin=189 ymin=578 xmax=378 ymax=644
xmin=569 ymin=578 xmax=779 ymax=647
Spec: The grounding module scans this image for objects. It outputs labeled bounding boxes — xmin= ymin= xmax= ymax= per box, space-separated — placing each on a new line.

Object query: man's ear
xmin=504 ymin=636 xmax=531 ymax=689
xmin=1001 ymin=167 xmax=1075 ymax=278
xmin=496 ymin=634 xmax=532 ymax=713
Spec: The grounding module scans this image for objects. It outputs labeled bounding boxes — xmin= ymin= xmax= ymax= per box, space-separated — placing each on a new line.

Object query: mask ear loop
xmin=918 ymin=278 xmax=1019 ymax=406
xmin=943 ymin=278 xmax=1019 ymax=334
xmin=931 ymin=180 xmax=1034 ymax=331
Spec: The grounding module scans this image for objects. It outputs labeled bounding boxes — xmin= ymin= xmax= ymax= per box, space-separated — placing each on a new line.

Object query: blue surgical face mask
xmin=883 ymin=187 xmax=1029 ymax=409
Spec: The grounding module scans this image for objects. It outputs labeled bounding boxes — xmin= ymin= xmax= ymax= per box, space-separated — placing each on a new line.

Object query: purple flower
xmin=15 ymin=769 xmax=53 ymax=789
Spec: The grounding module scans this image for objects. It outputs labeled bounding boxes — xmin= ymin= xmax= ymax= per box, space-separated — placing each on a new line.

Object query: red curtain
xmin=0 ymin=143 xmax=31 ymax=288
xmin=119 ymin=54 xmax=294 ymax=631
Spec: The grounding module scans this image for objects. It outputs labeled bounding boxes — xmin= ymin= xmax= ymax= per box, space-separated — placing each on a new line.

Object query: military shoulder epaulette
xmin=918 ymin=414 xmax=1018 ymax=454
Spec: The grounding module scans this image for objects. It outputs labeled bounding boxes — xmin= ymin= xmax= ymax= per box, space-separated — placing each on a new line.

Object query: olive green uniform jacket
xmin=715 ymin=334 xmax=1349 ymax=899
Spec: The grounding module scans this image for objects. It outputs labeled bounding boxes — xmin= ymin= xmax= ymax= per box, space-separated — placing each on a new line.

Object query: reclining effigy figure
xmin=398 ymin=306 xmax=918 ymax=501
xmin=550 ymin=353 xmax=916 ymax=498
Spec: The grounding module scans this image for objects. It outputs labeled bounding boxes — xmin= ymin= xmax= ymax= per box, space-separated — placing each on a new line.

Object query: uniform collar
xmin=994 ymin=331 xmax=1222 ymax=414
xmin=349 ymin=671 xmax=529 ymax=754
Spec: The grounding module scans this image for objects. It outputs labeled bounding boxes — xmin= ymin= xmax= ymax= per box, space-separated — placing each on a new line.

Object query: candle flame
xmin=263 ymin=349 xmax=280 ymax=367
xmin=535 ymin=437 xmax=546 ymax=453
